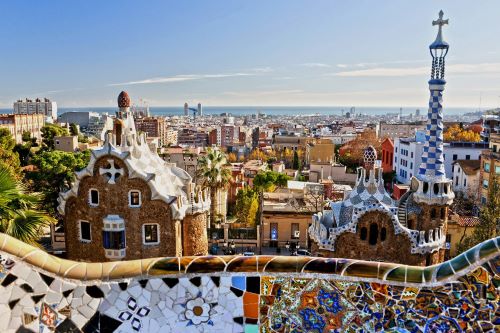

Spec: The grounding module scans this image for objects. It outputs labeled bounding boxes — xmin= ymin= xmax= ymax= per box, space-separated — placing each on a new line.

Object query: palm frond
xmin=6 ymin=210 xmax=56 ymax=245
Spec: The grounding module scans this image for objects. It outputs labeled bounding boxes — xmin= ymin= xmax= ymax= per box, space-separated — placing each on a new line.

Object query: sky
xmin=1 ymin=0 xmax=499 ymax=108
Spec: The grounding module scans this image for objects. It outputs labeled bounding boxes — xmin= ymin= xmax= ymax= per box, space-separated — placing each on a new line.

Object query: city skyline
xmin=1 ymin=1 xmax=500 ymax=108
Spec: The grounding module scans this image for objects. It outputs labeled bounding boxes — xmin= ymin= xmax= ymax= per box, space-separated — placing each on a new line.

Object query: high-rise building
xmin=134 ymin=116 xmax=170 ymax=147
xmin=197 ymin=103 xmax=203 ymax=117
xmin=184 ymin=102 xmax=189 ymax=116
xmin=14 ymin=98 xmax=57 ymax=120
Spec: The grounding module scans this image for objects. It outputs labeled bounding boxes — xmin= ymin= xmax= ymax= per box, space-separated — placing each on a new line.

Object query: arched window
xmin=433 ymin=183 xmax=440 ymax=195
xmin=431 ymin=208 xmax=437 ymax=219
xmin=369 ymin=224 xmax=379 ymax=245
xmin=407 ymin=219 xmax=414 ymax=230
xmin=360 ymin=227 xmax=367 ymax=241
xmin=440 ymin=207 xmax=446 ymax=219
xmin=380 ymin=227 xmax=387 ymax=241
xmin=423 ymin=182 xmax=429 ymax=193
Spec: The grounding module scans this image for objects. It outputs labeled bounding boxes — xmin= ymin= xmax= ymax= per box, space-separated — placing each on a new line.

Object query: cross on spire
xmin=432 ymin=10 xmax=448 ymax=34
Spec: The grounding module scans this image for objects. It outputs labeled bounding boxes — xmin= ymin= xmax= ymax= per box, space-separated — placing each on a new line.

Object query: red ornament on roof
xmin=117 ymin=91 xmax=131 ymax=108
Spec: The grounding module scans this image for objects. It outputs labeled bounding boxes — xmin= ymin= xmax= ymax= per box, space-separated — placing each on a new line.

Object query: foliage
xmin=443 ymin=124 xmax=480 ymax=142
xmin=339 ymin=129 xmax=381 ymax=169
xmin=227 ymin=152 xmax=237 ymax=163
xmin=0 ymin=128 xmax=21 ymax=176
xmin=456 ymin=174 xmax=500 ymax=254
xmin=27 ymin=150 xmax=90 ymax=216
xmin=0 ymin=165 xmax=55 ymax=245
xmin=235 ymin=188 xmax=259 ymax=227
xmin=196 ymin=148 xmax=232 ymax=226
xmin=253 ymin=171 xmax=290 ymax=192
xmin=41 ymin=124 xmax=69 ymax=149
xmin=292 ymin=150 xmax=301 ymax=170
xmin=69 ymin=123 xmax=79 ymax=136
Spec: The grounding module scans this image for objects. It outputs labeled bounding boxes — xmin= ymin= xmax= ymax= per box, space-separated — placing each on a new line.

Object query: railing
xmin=0 ymin=233 xmax=499 ymax=332
xmin=207 ymin=228 xmax=224 ymax=240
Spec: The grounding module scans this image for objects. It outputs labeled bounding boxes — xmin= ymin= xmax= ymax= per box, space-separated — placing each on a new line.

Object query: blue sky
xmin=1 ymin=0 xmax=499 ymax=108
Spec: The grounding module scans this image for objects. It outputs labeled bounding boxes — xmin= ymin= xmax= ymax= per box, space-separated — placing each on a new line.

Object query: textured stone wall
xmin=0 ymin=233 xmax=499 ymax=332
xmin=317 ymin=211 xmax=442 ymax=266
xmin=182 ymin=212 xmax=208 ymax=256
xmin=65 ymin=156 xmax=178 ymax=262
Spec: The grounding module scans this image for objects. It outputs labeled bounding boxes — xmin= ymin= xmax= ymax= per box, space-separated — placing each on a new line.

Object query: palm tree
xmin=0 ymin=166 xmax=55 ymax=245
xmin=197 ymin=148 xmax=232 ymax=227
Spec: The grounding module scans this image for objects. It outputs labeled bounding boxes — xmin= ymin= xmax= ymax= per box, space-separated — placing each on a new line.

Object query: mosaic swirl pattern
xmin=0 ymin=233 xmax=499 ymax=332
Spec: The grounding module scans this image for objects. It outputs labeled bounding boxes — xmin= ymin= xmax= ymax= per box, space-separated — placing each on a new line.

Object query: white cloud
xmin=223 ymin=89 xmax=303 ymax=96
xmin=251 ymin=67 xmax=273 ymax=73
xmin=336 ymin=64 xmax=348 ymax=68
xmin=300 ymin=62 xmax=331 ymax=68
xmin=108 ymin=72 xmax=257 ymax=86
xmin=331 ymin=62 xmax=500 ymax=77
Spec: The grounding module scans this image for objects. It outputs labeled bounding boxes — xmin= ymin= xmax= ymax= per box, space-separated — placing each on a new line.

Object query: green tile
xmin=435 ymin=262 xmax=454 ymax=281
xmin=449 ymin=253 xmax=471 ymax=273
xmin=405 ymin=267 xmax=424 ymax=283
xmin=244 ymin=324 xmax=259 ymax=333
xmin=385 ymin=266 xmax=407 ymax=283
xmin=479 ymin=239 xmax=499 ymax=259
xmin=343 ymin=261 xmax=379 ymax=279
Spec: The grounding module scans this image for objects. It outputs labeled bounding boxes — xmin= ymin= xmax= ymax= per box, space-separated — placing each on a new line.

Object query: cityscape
xmin=0 ymin=1 xmax=499 ymax=333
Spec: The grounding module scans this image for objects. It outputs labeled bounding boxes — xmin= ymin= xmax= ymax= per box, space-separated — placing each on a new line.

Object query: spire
xmin=413 ymin=11 xmax=454 ymax=206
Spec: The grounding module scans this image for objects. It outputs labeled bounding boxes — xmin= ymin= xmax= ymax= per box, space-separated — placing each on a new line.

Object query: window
xmin=79 ymin=220 xmax=91 ymax=242
xmin=431 ymin=208 xmax=437 ymax=219
xmin=483 ymin=179 xmax=489 ymax=189
xmin=496 ymin=166 xmax=500 ymax=174
xmin=380 ymin=227 xmax=387 ymax=241
xmin=451 ymin=165 xmax=454 ymax=173
xmin=369 ymin=224 xmax=378 ymax=245
xmin=455 ymin=176 xmax=459 ymax=186
xmin=129 ymin=190 xmax=141 ymax=207
xmin=484 ymin=163 xmax=491 ymax=172
xmin=464 ymin=178 xmax=467 ymax=187
xmin=465 ymin=155 xmax=470 ymax=160
xmin=360 ymin=227 xmax=367 ymax=241
xmin=411 ymin=152 xmax=414 ymax=158
xmin=481 ymin=196 xmax=487 ymax=204
xmin=103 ymin=230 xmax=125 ymax=250
xmin=452 ymin=154 xmax=458 ymax=160
xmin=89 ymin=189 xmax=99 ymax=206
xmin=291 ymin=223 xmax=300 ymax=239
xmin=143 ymin=224 xmax=160 ymax=244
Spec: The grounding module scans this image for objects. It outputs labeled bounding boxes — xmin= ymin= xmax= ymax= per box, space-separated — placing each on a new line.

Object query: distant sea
xmin=0 ymin=106 xmax=480 ymax=117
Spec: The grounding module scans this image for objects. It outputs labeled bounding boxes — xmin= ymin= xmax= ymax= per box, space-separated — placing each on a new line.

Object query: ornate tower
xmin=412 ymin=10 xmax=454 ymax=206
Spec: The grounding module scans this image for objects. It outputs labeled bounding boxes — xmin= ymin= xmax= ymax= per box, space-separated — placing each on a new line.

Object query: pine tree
xmin=457 ymin=173 xmax=500 ymax=253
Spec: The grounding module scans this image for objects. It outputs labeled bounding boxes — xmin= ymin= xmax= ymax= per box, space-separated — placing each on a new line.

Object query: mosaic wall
xmin=0 ymin=233 xmax=499 ymax=332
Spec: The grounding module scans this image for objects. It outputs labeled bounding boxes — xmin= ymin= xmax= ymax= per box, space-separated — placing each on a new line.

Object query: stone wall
xmin=182 ymin=212 xmax=208 ymax=256
xmin=0 ymin=233 xmax=499 ymax=332
xmin=65 ymin=156 xmax=177 ymax=262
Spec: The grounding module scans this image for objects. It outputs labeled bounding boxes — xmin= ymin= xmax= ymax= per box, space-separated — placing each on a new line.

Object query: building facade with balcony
xmin=478 ymin=133 xmax=500 ymax=204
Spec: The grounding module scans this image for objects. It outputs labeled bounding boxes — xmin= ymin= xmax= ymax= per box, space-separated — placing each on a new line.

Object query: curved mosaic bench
xmin=0 ymin=233 xmax=499 ymax=332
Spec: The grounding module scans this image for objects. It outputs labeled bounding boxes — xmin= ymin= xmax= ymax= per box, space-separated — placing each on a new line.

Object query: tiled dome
xmin=117 ymin=91 xmax=131 ymax=108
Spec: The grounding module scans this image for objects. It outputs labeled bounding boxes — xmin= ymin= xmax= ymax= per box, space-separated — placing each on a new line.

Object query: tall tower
xmin=197 ymin=102 xmax=203 ymax=116
xmin=412 ymin=10 xmax=454 ymax=206
xmin=184 ymin=102 xmax=189 ymax=116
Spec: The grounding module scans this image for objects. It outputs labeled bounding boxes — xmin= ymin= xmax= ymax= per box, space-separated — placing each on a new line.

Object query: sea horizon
xmin=0 ymin=105 xmax=485 ymax=117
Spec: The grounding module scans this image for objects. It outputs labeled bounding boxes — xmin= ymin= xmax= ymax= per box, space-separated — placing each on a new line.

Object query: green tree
xmin=0 ymin=128 xmax=21 ymax=176
xmin=28 ymin=150 xmax=90 ymax=216
xmin=41 ymin=124 xmax=69 ymax=149
xmin=235 ymin=188 xmax=259 ymax=227
xmin=197 ymin=148 xmax=232 ymax=226
xmin=0 ymin=165 xmax=55 ymax=245
xmin=69 ymin=123 xmax=79 ymax=136
xmin=253 ymin=171 xmax=290 ymax=192
xmin=292 ymin=150 xmax=301 ymax=170
xmin=457 ymin=174 xmax=500 ymax=254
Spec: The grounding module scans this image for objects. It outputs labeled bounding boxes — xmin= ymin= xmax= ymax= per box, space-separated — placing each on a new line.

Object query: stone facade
xmin=58 ymin=92 xmax=210 ymax=262
xmin=64 ymin=156 xmax=177 ymax=262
